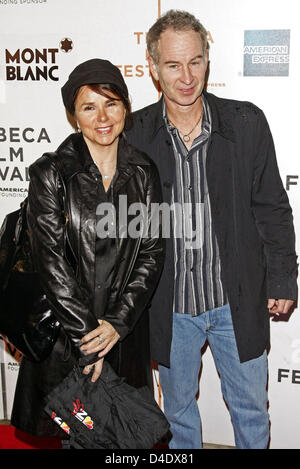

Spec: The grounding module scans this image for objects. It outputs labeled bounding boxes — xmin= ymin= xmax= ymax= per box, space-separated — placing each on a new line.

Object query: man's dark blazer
xmin=126 ymin=90 xmax=297 ymax=367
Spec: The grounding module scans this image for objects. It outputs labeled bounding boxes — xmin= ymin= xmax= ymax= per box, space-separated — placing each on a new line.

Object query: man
xmin=126 ymin=10 xmax=297 ymax=449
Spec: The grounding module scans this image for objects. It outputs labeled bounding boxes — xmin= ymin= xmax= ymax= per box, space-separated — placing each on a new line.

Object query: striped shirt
xmin=163 ymin=95 xmax=226 ymax=315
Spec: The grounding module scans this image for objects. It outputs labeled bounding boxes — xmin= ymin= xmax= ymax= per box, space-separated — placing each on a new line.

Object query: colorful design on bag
xmin=72 ymin=398 xmax=94 ymax=430
xmin=51 ymin=411 xmax=71 ymax=435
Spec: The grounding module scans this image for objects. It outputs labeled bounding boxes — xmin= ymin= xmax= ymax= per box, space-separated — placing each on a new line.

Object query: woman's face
xmin=74 ymin=85 xmax=126 ymax=152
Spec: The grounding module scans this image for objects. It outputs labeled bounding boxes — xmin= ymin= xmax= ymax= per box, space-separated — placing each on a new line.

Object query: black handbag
xmin=44 ymin=361 xmax=170 ymax=449
xmin=0 ymin=157 xmax=68 ymax=361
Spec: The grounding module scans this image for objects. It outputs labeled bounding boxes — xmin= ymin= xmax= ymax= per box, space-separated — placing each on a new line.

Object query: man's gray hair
xmin=147 ymin=10 xmax=208 ymax=64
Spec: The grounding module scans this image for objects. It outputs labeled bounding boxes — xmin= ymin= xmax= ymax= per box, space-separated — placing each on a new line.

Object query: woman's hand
xmin=81 ymin=320 xmax=120 ymax=382
xmin=80 ymin=319 xmax=120 ymax=359
xmin=82 ymin=357 xmax=104 ymax=383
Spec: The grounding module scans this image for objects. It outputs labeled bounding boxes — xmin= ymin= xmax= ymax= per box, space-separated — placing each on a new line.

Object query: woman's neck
xmin=83 ymin=135 xmax=118 ymax=191
xmin=83 ymin=136 xmax=118 ymax=168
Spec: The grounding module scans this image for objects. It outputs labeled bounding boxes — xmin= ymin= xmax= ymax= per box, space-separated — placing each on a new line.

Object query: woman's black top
xmin=81 ymin=137 xmax=118 ymax=319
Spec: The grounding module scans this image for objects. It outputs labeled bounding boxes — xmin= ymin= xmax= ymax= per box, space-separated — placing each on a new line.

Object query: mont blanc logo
xmin=3 ymin=38 xmax=73 ymax=81
xmin=243 ymin=29 xmax=290 ymax=76
xmin=60 ymin=38 xmax=73 ymax=53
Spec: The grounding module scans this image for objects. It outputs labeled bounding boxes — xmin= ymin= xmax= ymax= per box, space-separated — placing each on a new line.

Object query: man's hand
xmin=268 ymin=299 xmax=295 ymax=315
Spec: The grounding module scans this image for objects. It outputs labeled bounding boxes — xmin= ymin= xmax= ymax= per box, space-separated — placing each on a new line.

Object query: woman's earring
xmin=77 ymin=123 xmax=81 ymax=133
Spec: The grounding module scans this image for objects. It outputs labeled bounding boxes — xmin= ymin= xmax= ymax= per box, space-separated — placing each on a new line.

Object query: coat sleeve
xmin=251 ymin=109 xmax=298 ymax=301
xmin=103 ymin=162 xmax=165 ymax=340
xmin=27 ymin=156 xmax=100 ymax=366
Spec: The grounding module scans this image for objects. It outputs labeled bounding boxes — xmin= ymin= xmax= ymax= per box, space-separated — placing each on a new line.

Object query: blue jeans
xmin=158 ymin=304 xmax=269 ymax=449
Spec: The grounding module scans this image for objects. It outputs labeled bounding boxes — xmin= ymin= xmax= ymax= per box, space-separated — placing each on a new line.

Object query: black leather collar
xmin=54 ymin=133 xmax=151 ymax=182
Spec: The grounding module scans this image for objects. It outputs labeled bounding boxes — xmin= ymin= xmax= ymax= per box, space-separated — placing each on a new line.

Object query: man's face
xmin=148 ymin=28 xmax=208 ymax=108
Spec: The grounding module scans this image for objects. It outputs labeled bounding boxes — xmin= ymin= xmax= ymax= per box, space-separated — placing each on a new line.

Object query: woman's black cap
xmin=61 ymin=58 xmax=128 ymax=115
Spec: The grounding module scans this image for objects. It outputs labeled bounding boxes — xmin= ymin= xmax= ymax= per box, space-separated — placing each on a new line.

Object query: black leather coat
xmin=11 ymin=134 xmax=164 ymax=437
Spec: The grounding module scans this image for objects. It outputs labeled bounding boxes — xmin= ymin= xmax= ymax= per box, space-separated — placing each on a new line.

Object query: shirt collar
xmin=148 ymin=91 xmax=235 ymax=143
xmin=162 ymin=93 xmax=211 ymax=137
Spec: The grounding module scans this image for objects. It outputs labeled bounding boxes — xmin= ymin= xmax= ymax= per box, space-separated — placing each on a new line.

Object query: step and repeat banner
xmin=0 ymin=0 xmax=299 ymax=449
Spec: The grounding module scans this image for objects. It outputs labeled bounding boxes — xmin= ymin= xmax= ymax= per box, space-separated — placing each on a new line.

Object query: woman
xmin=11 ymin=59 xmax=164 ymax=439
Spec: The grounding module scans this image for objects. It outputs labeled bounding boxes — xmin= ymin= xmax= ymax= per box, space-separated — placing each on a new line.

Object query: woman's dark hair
xmin=74 ymin=83 xmax=133 ymax=130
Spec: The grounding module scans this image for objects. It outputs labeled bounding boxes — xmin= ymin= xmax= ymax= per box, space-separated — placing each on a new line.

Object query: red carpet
xmin=0 ymin=425 xmax=62 ymax=449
